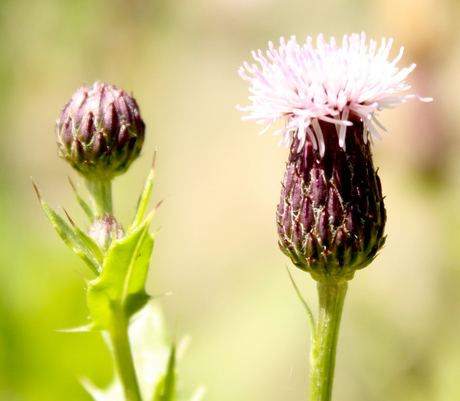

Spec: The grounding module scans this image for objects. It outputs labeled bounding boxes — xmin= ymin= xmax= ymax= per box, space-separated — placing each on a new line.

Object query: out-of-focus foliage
xmin=1 ymin=0 xmax=460 ymax=400
xmin=82 ymin=303 xmax=178 ymax=401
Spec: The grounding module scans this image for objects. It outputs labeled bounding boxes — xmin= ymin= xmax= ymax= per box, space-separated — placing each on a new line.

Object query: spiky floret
xmin=56 ymin=82 xmax=145 ymax=180
xmin=238 ymin=32 xmax=432 ymax=156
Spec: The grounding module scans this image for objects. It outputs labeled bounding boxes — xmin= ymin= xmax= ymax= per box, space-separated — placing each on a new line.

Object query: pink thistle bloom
xmin=238 ymin=33 xmax=432 ymax=156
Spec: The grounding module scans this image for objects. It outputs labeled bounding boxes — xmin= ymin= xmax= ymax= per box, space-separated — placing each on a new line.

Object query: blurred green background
xmin=0 ymin=0 xmax=459 ymax=400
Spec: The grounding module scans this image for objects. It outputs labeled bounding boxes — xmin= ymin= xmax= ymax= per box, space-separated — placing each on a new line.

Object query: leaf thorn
xmin=31 ymin=179 xmax=43 ymax=202
xmin=63 ymin=208 xmax=77 ymax=227
xmin=152 ymin=147 xmax=157 ymax=170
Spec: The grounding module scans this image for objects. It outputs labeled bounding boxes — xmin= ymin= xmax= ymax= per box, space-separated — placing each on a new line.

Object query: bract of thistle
xmin=238 ymin=32 xmax=432 ymax=156
xmin=56 ymin=82 xmax=145 ymax=181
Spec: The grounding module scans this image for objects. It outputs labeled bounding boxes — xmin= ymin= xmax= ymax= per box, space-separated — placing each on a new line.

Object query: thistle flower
xmin=238 ymin=33 xmax=432 ymax=281
xmin=56 ymin=82 xmax=145 ymax=181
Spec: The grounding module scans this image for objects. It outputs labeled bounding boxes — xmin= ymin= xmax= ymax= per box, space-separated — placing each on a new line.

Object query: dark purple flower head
xmin=276 ymin=117 xmax=386 ymax=280
xmin=56 ymin=82 xmax=145 ymax=181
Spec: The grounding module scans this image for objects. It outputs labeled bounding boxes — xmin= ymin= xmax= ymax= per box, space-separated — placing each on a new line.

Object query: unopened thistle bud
xmin=238 ymin=32 xmax=432 ymax=281
xmin=56 ymin=82 xmax=145 ymax=181
xmin=88 ymin=214 xmax=124 ymax=253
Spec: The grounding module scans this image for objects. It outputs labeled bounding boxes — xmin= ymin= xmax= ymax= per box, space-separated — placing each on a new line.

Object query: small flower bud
xmin=88 ymin=214 xmax=124 ymax=253
xmin=277 ymin=118 xmax=386 ymax=281
xmin=56 ymin=82 xmax=145 ymax=180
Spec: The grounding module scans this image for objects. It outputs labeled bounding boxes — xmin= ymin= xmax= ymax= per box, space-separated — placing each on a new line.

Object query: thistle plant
xmin=238 ymin=33 xmax=432 ymax=400
xmin=35 ymin=82 xmax=202 ymax=401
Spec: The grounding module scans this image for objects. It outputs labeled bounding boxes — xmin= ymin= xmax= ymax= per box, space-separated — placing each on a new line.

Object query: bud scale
xmin=56 ymin=82 xmax=145 ymax=181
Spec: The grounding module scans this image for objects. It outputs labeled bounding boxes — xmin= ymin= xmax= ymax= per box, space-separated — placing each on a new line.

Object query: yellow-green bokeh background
xmin=1 ymin=0 xmax=459 ymax=399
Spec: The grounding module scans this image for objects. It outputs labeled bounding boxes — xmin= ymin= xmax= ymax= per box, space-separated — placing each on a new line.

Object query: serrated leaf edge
xmin=33 ymin=182 xmax=101 ymax=275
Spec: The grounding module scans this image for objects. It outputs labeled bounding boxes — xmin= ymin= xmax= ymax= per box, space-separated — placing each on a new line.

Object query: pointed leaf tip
xmin=68 ymin=177 xmax=94 ymax=221
xmin=130 ymin=162 xmax=157 ymax=232
xmin=152 ymin=147 xmax=157 ymax=170
xmin=145 ymin=209 xmax=157 ymax=224
xmin=153 ymin=345 xmax=177 ymax=401
xmin=68 ymin=176 xmax=77 ymax=192
xmin=37 ymin=197 xmax=101 ymax=276
xmin=31 ymin=180 xmax=43 ymax=202
xmin=63 ymin=208 xmax=76 ymax=227
xmin=154 ymin=198 xmax=165 ymax=213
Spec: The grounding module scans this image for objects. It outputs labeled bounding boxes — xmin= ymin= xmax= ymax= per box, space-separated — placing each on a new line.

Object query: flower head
xmin=56 ymin=82 xmax=145 ymax=181
xmin=276 ymin=118 xmax=386 ymax=281
xmin=239 ymin=33 xmax=432 ymax=281
xmin=238 ymin=32 xmax=432 ymax=156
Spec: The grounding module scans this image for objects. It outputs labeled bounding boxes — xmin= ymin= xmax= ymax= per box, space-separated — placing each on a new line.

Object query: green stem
xmin=309 ymin=280 xmax=348 ymax=401
xmin=85 ymin=179 xmax=113 ymax=218
xmin=109 ymin=315 xmax=143 ymax=401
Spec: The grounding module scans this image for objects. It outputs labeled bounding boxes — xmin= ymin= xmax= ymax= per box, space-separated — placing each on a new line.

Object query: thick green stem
xmin=309 ymin=280 xmax=348 ymax=401
xmin=109 ymin=315 xmax=142 ymax=401
xmin=85 ymin=179 xmax=113 ymax=218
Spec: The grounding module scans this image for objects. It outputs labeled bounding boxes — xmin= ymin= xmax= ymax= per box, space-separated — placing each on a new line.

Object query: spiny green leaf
xmin=82 ymin=303 xmax=172 ymax=401
xmin=69 ymin=178 xmax=94 ymax=222
xmin=33 ymin=182 xmax=101 ymax=276
xmin=153 ymin=346 xmax=176 ymax=401
xmin=130 ymin=151 xmax=156 ymax=233
xmin=64 ymin=209 xmax=104 ymax=265
xmin=87 ymin=214 xmax=154 ymax=330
